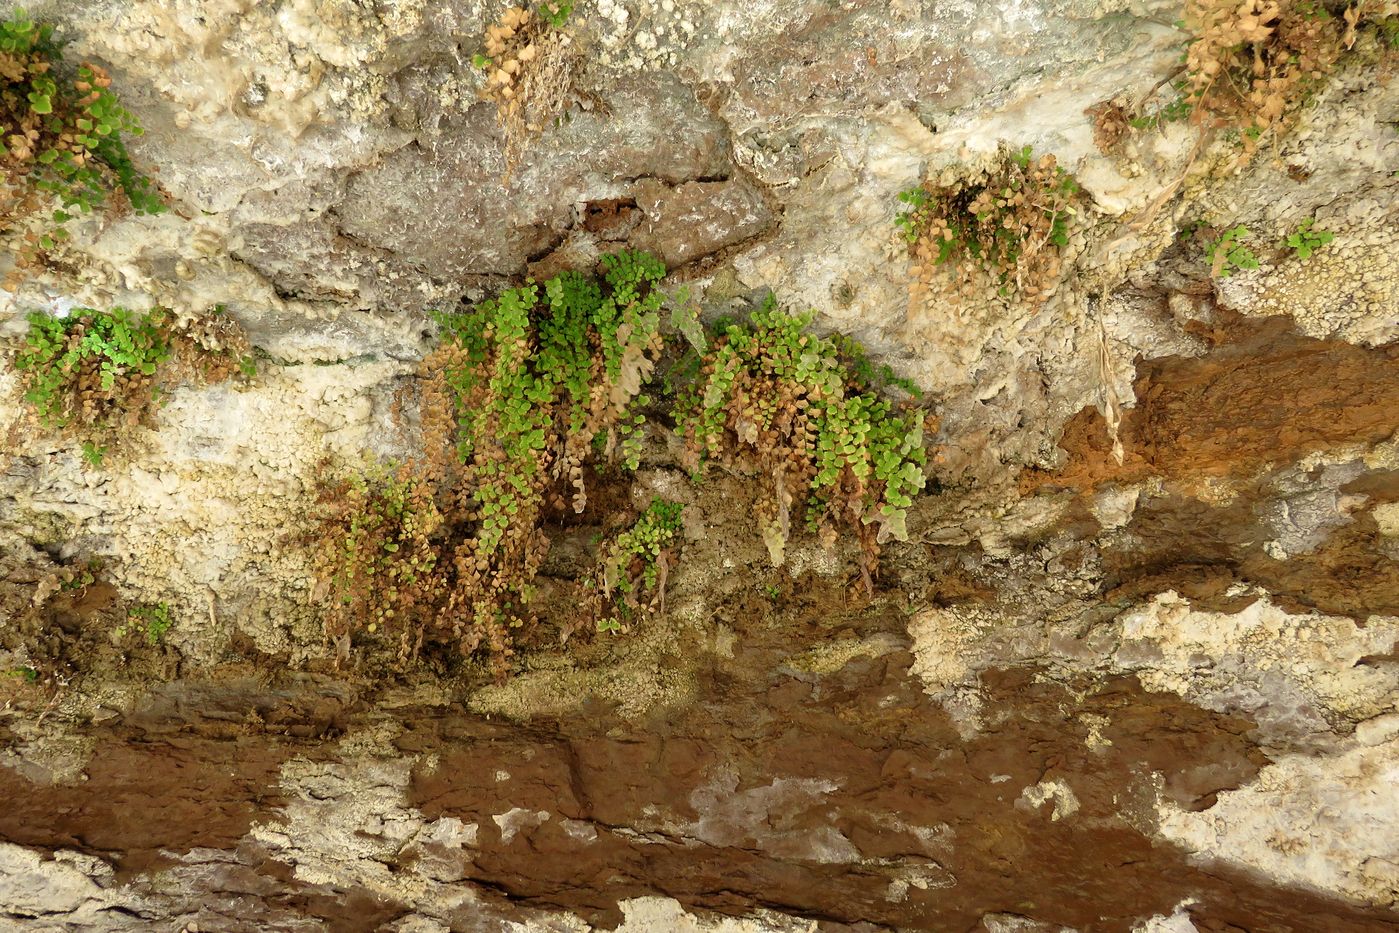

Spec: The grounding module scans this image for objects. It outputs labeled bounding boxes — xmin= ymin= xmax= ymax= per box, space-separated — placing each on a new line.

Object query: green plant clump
xmin=317 ymin=262 xmax=935 ymax=669
xmin=314 ymin=251 xmax=671 ymax=676
xmin=893 ymin=186 xmax=930 ymax=244
xmin=15 ymin=306 xmax=171 ymax=445
xmin=1206 ymin=224 xmax=1259 ymax=277
xmin=675 ymin=296 xmax=927 ymax=589
xmin=597 ymin=498 xmax=684 ymax=633
xmin=11 ymin=305 xmax=256 ymax=464
xmin=896 ymin=144 xmax=1082 ymax=306
xmin=314 ymin=460 xmax=444 ymax=657
xmin=1381 ymin=15 xmax=1399 ymax=49
xmin=539 ymin=1 xmax=574 ymax=28
xmin=433 ymin=248 xmax=665 ymax=526
xmin=1 ymin=10 xmax=163 ymax=252
xmin=6 ymin=665 xmax=39 ymax=683
xmin=118 ymin=602 xmax=173 ymax=645
xmin=60 ymin=562 xmax=98 ymax=592
xmin=1284 ymin=218 xmax=1334 ymax=260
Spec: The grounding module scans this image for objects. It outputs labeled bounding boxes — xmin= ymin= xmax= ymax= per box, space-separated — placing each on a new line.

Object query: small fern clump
xmin=1284 ymin=217 xmax=1334 ymax=259
xmin=116 ymin=602 xmax=173 ymax=646
xmin=596 ymin=498 xmax=683 ymax=634
xmin=675 ymin=297 xmax=926 ymax=590
xmin=1205 ymin=224 xmax=1259 ymax=277
xmin=474 ymin=4 xmax=579 ymax=173
xmin=428 ymin=248 xmax=664 ymax=514
xmin=897 ymin=145 xmax=1083 ymax=309
xmin=312 ymin=461 xmax=446 ymax=661
xmin=1 ymin=10 xmax=163 ymax=266
xmin=1126 ymin=1 xmax=1394 ymax=161
xmin=11 ymin=306 xmax=255 ymax=463
xmin=16 ymin=307 xmax=168 ymax=432
xmin=313 ymin=251 xmax=669 ymax=677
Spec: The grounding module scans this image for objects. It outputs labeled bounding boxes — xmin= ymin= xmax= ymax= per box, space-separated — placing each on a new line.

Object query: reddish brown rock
xmin=1028 ymin=318 xmax=1399 ymax=494
xmin=4 ymin=610 xmax=1394 ymax=932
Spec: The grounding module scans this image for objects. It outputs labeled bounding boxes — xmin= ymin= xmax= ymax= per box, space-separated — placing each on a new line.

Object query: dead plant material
xmin=1128 ymin=1 xmax=1394 ymax=164
xmin=1087 ymin=98 xmax=1132 ymax=154
xmin=478 ymin=6 xmax=581 ymax=174
xmin=898 ymin=144 xmax=1083 ymax=312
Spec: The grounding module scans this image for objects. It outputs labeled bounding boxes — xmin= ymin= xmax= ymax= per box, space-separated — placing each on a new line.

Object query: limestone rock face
xmin=2 ymin=1 xmax=1398 ymax=931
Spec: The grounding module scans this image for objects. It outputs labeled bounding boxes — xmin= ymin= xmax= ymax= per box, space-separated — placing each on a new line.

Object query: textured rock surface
xmin=2 ymin=0 xmax=1398 ymax=931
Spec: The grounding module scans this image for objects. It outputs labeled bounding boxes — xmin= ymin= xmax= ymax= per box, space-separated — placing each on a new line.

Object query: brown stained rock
xmin=1024 ymin=318 xmax=1399 ymax=619
xmin=399 ymin=643 xmax=1386 ymax=932
xmin=1028 ymin=319 xmax=1399 ymax=494
xmin=1090 ymin=469 xmax=1399 ymax=622
xmin=0 ymin=675 xmax=355 ymax=876
xmin=580 ymin=197 xmax=643 ymax=241
xmin=1242 ymin=471 xmax=1399 ymax=618
xmin=628 ymin=177 xmax=775 ymax=270
xmin=1241 ymin=513 xmax=1399 ymax=619
xmin=0 ymin=734 xmax=293 ymax=876
xmin=1 ymin=644 xmax=1395 ymax=931
xmin=1097 ymin=513 xmax=1399 ymax=623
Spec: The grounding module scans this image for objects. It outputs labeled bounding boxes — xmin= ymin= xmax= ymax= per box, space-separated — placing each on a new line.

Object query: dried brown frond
xmin=309 ymin=459 xmax=447 ymax=665
xmin=1159 ymin=0 xmax=1394 ymax=162
xmin=899 ymin=145 xmax=1082 ymax=313
xmin=1086 ymin=98 xmax=1132 ymax=154
xmin=164 ymin=308 xmax=253 ymax=385
xmin=478 ymin=6 xmax=581 ymax=175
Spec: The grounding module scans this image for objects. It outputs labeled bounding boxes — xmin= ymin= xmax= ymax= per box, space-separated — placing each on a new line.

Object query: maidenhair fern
xmin=675 ymin=296 xmax=926 ymax=589
xmin=11 ymin=305 xmax=254 ymax=464
xmin=1 ymin=11 xmax=164 ymax=254
xmin=315 ymin=250 xmax=669 ymax=678
xmin=596 ymin=498 xmax=684 ymax=634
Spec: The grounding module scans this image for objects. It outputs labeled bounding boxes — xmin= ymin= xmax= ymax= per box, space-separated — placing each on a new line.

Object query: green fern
xmin=1284 ymin=218 xmax=1334 ymax=260
xmin=675 ymin=295 xmax=927 ymax=568
xmin=1 ymin=11 xmax=164 ymax=247
xmin=15 ymin=307 xmax=170 ymax=428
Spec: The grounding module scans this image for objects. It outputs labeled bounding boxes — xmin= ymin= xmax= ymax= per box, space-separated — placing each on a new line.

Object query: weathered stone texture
xmin=2 ymin=0 xmax=1398 ymax=930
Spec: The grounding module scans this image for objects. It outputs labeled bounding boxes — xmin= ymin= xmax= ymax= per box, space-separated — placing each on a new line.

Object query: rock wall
xmin=2 ymin=1 xmax=1397 ymax=931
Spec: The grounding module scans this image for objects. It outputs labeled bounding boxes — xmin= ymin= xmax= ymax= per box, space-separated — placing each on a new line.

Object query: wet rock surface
xmin=2 ymin=619 xmax=1394 ymax=932
xmin=1030 ymin=316 xmax=1399 ymax=620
